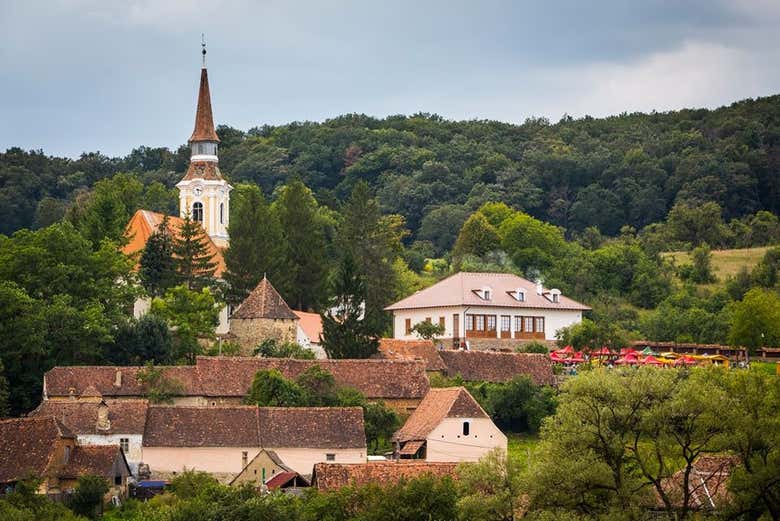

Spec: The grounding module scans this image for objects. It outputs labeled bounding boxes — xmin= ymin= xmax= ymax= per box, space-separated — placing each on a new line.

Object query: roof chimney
xmin=96 ymin=400 xmax=110 ymax=431
xmin=536 ymin=280 xmax=544 ymax=295
xmin=114 ymin=370 xmax=122 ymax=388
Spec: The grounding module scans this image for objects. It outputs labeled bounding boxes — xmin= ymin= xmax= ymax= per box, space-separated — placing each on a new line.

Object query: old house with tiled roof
xmin=230 ymin=449 xmax=295 ymax=488
xmin=141 ymin=406 xmax=366 ymax=482
xmin=386 ymin=272 xmax=589 ymax=343
xmin=229 ymin=277 xmax=300 ymax=353
xmin=376 ymin=340 xmax=555 ymax=385
xmin=31 ymin=398 xmax=149 ymax=470
xmin=43 ymin=357 xmax=430 ymax=412
xmin=0 ymin=417 xmax=130 ymax=499
xmin=312 ymin=460 xmax=458 ymax=491
xmin=294 ymin=310 xmax=326 ymax=359
xmin=393 ymin=387 xmax=506 ymax=462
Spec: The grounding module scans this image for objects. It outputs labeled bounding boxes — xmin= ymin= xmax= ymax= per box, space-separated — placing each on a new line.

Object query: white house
xmin=393 ymin=387 xmax=506 ymax=462
xmin=293 ymin=310 xmax=327 ymax=359
xmin=385 ymin=272 xmax=589 ymax=343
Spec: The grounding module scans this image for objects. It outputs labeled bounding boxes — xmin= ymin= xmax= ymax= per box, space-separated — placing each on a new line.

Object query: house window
xmin=64 ymin=446 xmax=71 ymax=463
xmin=483 ymin=289 xmax=491 ymax=300
xmin=219 ymin=202 xmax=224 ymax=224
xmin=242 ymin=451 xmax=248 ymax=468
xmin=465 ymin=315 xmax=474 ymax=331
xmin=535 ymin=317 xmax=545 ymax=333
xmin=516 ymin=290 xmax=525 ymax=302
xmin=514 ymin=316 xmax=522 ymax=332
xmin=115 ymin=475 xmax=122 ymax=486
xmin=501 ymin=316 xmax=510 ymax=332
xmin=192 ymin=202 xmax=204 ymax=222
xmin=262 ymin=468 xmax=266 ymax=481
xmin=462 ymin=421 xmax=470 ymax=436
xmin=326 ymin=453 xmax=335 ymax=461
xmin=486 ymin=315 xmax=496 ymax=331
xmin=552 ymin=293 xmax=559 ymax=303
xmin=524 ymin=317 xmax=533 ymax=333
xmin=405 ymin=318 xmax=412 ymax=335
xmin=475 ymin=315 xmax=485 ymax=331
xmin=119 ymin=438 xmax=129 ymax=453
xmin=439 ymin=316 xmax=445 ymax=329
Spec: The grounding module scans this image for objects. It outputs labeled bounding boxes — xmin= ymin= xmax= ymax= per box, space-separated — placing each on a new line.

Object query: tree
xmin=67 ymin=475 xmax=109 ymax=519
xmin=0 ymin=359 xmax=9 ymax=418
xmin=69 ymin=173 xmax=144 ymax=247
xmin=109 ymin=314 xmax=173 ymax=365
xmin=295 ymin=365 xmax=338 ymax=406
xmin=410 ymin=321 xmax=445 ymax=341
xmin=727 ymin=288 xmax=780 ymax=353
xmin=172 ymin=212 xmax=217 ymax=291
xmin=457 ymin=449 xmax=525 ymax=521
xmin=363 ymin=401 xmax=401 ymax=453
xmin=272 ymin=179 xmax=329 ymax=310
xmin=136 ymin=362 xmax=184 ymax=404
xmin=678 ymin=243 xmax=716 ymax=284
xmin=139 ymin=215 xmax=177 ymax=297
xmin=253 ymin=338 xmax=315 ymax=359
xmin=452 ymin=212 xmax=501 ymax=263
xmin=223 ymin=184 xmax=286 ymax=305
xmin=419 ymin=204 xmax=470 ymax=256
xmin=665 ymin=201 xmax=727 ymax=248
xmin=244 ymin=369 xmax=306 ymax=407
xmin=338 ymin=181 xmax=407 ymax=335
xmin=321 ymin=254 xmax=379 ymax=359
xmin=485 ymin=377 xmax=556 ymax=434
xmin=151 ymin=285 xmax=220 ymax=363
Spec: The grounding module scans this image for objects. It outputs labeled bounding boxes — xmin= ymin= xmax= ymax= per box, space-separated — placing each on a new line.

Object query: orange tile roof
xmin=59 ymin=445 xmax=130 ymax=480
xmin=313 ymin=461 xmax=458 ymax=491
xmin=385 ymin=272 xmax=590 ymax=311
xmin=393 ymin=387 xmax=487 ymax=443
xmin=293 ymin=310 xmax=323 ymax=343
xmin=122 ymin=209 xmax=225 ymax=277
xmin=377 ymin=339 xmax=446 ymax=371
xmin=233 ymin=277 xmax=297 ymax=320
xmin=190 ymin=68 xmax=220 ymax=143
xmin=0 ymin=417 xmax=75 ymax=484
xmin=31 ymin=399 xmax=150 ymax=435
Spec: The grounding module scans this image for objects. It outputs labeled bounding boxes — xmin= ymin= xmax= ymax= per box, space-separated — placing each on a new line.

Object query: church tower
xmin=176 ymin=40 xmax=232 ymax=248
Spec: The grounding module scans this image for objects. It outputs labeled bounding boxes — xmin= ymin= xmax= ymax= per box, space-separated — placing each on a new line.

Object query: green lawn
xmin=507 ymin=434 xmax=540 ymax=468
xmin=751 ymin=360 xmax=779 ymax=376
xmin=662 ymin=246 xmax=772 ymax=289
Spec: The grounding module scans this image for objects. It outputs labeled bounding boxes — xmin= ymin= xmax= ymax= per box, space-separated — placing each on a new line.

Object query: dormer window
xmin=511 ymin=289 xmax=525 ymax=302
xmin=483 ymin=289 xmax=491 ymax=300
xmin=549 ymin=288 xmax=562 ymax=303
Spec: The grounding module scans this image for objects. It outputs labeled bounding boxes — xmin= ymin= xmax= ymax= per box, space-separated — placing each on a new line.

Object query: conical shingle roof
xmin=189 ymin=68 xmax=220 ymax=143
xmin=232 ymin=277 xmax=298 ymax=320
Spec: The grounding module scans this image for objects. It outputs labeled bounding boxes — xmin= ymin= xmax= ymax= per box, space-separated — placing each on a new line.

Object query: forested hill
xmin=2 ymin=94 xmax=779 ymax=248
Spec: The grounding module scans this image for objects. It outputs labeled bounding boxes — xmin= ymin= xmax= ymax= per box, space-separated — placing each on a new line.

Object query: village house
xmin=123 ymin=51 xmax=232 ymax=334
xmin=393 ymin=387 xmax=507 ymax=462
xmin=293 ymin=310 xmax=326 ymax=359
xmin=230 ymin=449 xmax=298 ymax=488
xmin=141 ymin=406 xmax=366 ymax=482
xmin=377 ymin=340 xmax=555 ymax=385
xmin=43 ymin=356 xmax=430 ymax=413
xmin=385 ymin=272 xmax=589 ymax=344
xmin=30 ymin=393 xmax=148 ymax=473
xmin=311 ymin=460 xmax=458 ymax=491
xmin=0 ymin=417 xmax=131 ymax=500
xmin=228 ymin=276 xmax=300 ymax=353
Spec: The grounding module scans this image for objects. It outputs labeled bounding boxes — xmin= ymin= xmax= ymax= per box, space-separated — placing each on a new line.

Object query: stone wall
xmin=460 ymin=338 xmax=556 ymax=351
xmin=229 ymin=317 xmax=298 ymax=354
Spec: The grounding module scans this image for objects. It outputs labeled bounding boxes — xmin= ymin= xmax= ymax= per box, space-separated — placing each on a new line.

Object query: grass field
xmin=507 ymin=434 xmax=540 ymax=468
xmin=662 ymin=246 xmax=771 ymax=288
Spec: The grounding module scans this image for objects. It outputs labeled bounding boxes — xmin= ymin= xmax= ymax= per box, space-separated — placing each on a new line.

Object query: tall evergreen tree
xmin=172 ymin=213 xmax=217 ymax=291
xmin=320 ymin=254 xmax=379 ymax=359
xmin=223 ymin=184 xmax=286 ymax=305
xmin=272 ymin=179 xmax=329 ymax=311
xmin=338 ymin=181 xmax=407 ymax=335
xmin=139 ymin=215 xmax=177 ymax=297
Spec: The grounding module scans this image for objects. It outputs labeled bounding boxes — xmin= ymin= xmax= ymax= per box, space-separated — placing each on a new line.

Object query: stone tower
xmin=176 ymin=42 xmax=232 ymax=248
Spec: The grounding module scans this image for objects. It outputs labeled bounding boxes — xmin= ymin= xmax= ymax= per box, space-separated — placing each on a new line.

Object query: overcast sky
xmin=2 ymin=0 xmax=779 ymax=158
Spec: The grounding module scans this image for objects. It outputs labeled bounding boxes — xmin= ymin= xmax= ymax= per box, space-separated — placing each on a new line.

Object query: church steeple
xmin=176 ymin=38 xmax=232 ymax=248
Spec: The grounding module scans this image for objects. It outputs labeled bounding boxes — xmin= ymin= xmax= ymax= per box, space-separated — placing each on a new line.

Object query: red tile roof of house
xmin=194 ymin=356 xmax=430 ymax=400
xmin=142 ymin=406 xmax=365 ymax=449
xmin=30 ymin=400 xmax=149 ymax=435
xmin=0 ymin=417 xmax=75 ymax=484
xmin=377 ymin=339 xmax=447 ymax=371
xmin=394 ymin=387 xmax=487 ymax=443
xmin=438 ymin=350 xmax=555 ymax=385
xmin=59 ymin=445 xmax=130 ymax=480
xmin=44 ymin=365 xmax=200 ymax=399
xmin=265 ymin=471 xmax=306 ymax=489
xmin=189 ymin=68 xmax=220 ymax=143
xmin=232 ymin=277 xmax=298 ymax=320
xmin=656 ymin=455 xmax=739 ymax=510
xmin=121 ymin=209 xmax=226 ymax=277
xmin=385 ymin=272 xmax=589 ymax=311
xmin=293 ymin=310 xmax=323 ymax=343
xmin=312 ymin=461 xmax=458 ymax=491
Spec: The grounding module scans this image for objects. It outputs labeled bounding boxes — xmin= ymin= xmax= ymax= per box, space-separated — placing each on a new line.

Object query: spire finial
xmin=201 ymin=33 xmax=207 ymax=68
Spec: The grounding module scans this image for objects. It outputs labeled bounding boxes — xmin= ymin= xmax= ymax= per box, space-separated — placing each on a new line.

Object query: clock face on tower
xmin=193 ymin=187 xmax=203 ymax=197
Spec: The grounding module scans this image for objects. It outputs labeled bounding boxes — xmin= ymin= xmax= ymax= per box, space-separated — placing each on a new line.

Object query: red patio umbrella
xmin=559 ymin=345 xmax=574 ymax=354
xmin=642 ymin=355 xmax=663 ymax=366
xmin=674 ymin=355 xmax=697 ymax=366
xmin=593 ymin=347 xmax=612 ymax=356
xmin=569 ymin=354 xmax=586 ymax=363
xmin=620 ymin=347 xmax=638 ymax=356
xmin=615 ymin=354 xmax=639 ymax=365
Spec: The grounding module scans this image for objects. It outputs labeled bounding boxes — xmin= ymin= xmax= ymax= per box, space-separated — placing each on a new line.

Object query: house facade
xmin=393 ymin=387 xmax=507 ymax=462
xmin=385 ymin=272 xmax=590 ymax=343
xmin=141 ymin=406 xmax=366 ymax=482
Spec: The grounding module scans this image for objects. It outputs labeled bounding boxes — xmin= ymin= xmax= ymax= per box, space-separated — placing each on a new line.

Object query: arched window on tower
xmin=192 ymin=202 xmax=204 ymax=223
xmin=220 ymin=202 xmax=224 ymax=224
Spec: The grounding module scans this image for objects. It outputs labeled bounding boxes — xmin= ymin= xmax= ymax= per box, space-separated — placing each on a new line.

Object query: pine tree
xmin=338 ymin=181 xmax=407 ymax=336
xmin=172 ymin=212 xmax=217 ymax=290
xmin=320 ymin=254 xmax=379 ymax=359
xmin=223 ymin=184 xmax=287 ymax=305
xmin=272 ymin=179 xmax=328 ymax=311
xmin=139 ymin=215 xmax=178 ymax=297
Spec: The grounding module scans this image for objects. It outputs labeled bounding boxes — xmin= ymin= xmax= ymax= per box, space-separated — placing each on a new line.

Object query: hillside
xmin=663 ymin=246 xmax=773 ymax=287
xmin=2 ymin=94 xmax=780 ymax=252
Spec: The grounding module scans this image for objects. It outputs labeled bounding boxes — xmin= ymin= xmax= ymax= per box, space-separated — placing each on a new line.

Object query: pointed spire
xmin=189 ymin=39 xmax=220 ymax=143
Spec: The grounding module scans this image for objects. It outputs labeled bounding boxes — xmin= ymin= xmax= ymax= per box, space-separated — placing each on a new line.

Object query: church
xmin=123 ymin=46 xmax=319 ymax=349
